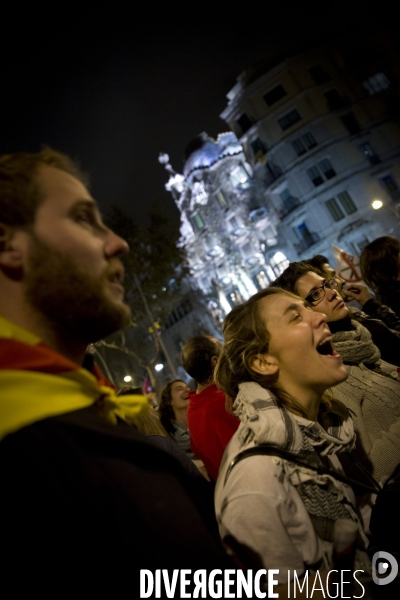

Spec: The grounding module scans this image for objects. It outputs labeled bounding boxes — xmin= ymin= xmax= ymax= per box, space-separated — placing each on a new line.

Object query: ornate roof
xmin=183 ymin=132 xmax=244 ymax=178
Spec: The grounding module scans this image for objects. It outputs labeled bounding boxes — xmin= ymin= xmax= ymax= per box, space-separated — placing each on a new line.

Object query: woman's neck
xmin=278 ymin=383 xmax=322 ymax=422
xmin=173 ymin=407 xmax=188 ymax=428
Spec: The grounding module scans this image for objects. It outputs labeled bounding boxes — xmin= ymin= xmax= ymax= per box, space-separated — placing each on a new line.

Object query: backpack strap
xmin=224 ymin=444 xmax=380 ymax=494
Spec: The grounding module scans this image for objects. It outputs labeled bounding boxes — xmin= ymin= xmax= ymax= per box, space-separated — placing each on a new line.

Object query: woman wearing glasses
xmin=274 ymin=262 xmax=400 ymax=484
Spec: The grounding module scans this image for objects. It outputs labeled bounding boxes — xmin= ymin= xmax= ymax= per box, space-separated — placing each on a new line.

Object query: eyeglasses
xmin=305 ymin=277 xmax=338 ymax=304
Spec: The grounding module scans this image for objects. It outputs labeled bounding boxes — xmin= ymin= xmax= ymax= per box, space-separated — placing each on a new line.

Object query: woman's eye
xmin=292 ymin=313 xmax=301 ymax=321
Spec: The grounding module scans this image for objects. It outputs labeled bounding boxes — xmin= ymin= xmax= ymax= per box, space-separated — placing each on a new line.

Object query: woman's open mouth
xmin=316 ymin=336 xmax=340 ymax=358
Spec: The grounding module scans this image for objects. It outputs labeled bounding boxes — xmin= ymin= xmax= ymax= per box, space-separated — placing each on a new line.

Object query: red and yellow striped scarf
xmin=0 ymin=315 xmax=148 ymax=441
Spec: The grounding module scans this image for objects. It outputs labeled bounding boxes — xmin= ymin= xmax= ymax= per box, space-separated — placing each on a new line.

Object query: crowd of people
xmin=1 ymin=148 xmax=399 ymax=597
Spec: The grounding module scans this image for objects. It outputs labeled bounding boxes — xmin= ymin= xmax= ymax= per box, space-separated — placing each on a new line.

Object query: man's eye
xmin=76 ymin=211 xmax=95 ymax=224
xmin=292 ymin=313 xmax=301 ymax=321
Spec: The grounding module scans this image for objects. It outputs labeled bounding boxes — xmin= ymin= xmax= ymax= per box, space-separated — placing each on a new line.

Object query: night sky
xmin=1 ymin=2 xmax=394 ymax=227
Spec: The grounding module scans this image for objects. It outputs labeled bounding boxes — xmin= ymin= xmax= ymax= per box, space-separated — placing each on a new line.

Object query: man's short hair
xmin=181 ymin=335 xmax=222 ymax=385
xmin=273 ymin=261 xmax=320 ymax=295
xmin=304 ymin=254 xmax=330 ymax=275
xmin=0 ymin=147 xmax=89 ymax=228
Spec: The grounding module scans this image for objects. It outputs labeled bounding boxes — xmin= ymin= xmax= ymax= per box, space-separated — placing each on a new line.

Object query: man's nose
xmin=325 ymin=286 xmax=337 ymax=301
xmin=105 ymin=229 xmax=130 ymax=257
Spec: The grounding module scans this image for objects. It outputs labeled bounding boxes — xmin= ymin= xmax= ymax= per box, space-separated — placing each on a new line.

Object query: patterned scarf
xmin=331 ymin=319 xmax=381 ymax=366
xmin=233 ymin=382 xmax=360 ymax=543
xmin=0 ymin=315 xmax=148 ymax=441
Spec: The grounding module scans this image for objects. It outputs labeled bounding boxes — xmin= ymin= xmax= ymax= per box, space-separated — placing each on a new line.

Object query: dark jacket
xmin=375 ymin=281 xmax=400 ymax=319
xmin=362 ymin=297 xmax=400 ymax=332
xmin=1 ymin=405 xmax=233 ymax=595
xmin=351 ymin=305 xmax=400 ymax=365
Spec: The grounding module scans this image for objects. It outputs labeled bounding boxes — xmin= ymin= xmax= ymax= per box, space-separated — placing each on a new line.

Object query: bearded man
xmin=0 ymin=149 xmax=232 ymax=594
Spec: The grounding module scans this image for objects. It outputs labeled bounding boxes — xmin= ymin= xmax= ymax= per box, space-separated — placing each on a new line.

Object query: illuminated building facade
xmin=220 ymin=45 xmax=400 ymax=265
xmin=159 ymin=132 xmax=290 ymax=321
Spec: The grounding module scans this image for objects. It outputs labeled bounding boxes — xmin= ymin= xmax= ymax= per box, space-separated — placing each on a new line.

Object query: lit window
xmin=363 ymin=73 xmax=391 ymax=95
xmin=216 ymin=191 xmax=227 ymax=207
xmin=230 ymin=165 xmax=250 ymax=188
xmin=270 ymin=251 xmax=289 ymax=275
xmin=192 ymin=213 xmax=205 ymax=230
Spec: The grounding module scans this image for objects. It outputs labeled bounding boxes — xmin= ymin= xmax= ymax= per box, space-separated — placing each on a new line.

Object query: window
xmin=241 ymin=242 xmax=254 ymax=258
xmin=291 ymin=131 xmax=317 ymax=156
xmin=228 ymin=216 xmax=239 ymax=230
xmin=325 ymin=198 xmax=345 ymax=222
xmin=359 ymin=142 xmax=380 ymax=165
xmin=308 ymin=65 xmax=330 ymax=84
xmin=250 ymin=137 xmax=267 ymax=157
xmin=278 ymin=109 xmax=301 ymax=131
xmin=318 ymin=158 xmax=336 ymax=179
xmin=230 ymin=165 xmax=250 ymax=188
xmin=337 ymin=191 xmax=357 ymax=214
xmin=302 ymin=132 xmax=317 ymax=149
xmin=270 ymin=251 xmax=289 ymax=275
xmin=279 ymin=188 xmax=300 ymax=215
xmin=380 ymin=175 xmax=399 ymax=193
xmin=307 ymin=166 xmax=324 ymax=186
xmin=297 ymin=222 xmax=313 ymax=243
xmin=363 ymin=73 xmax=391 ymax=95
xmin=216 ymin=191 xmax=227 ymax=207
xmin=324 ymin=89 xmax=347 ymax=110
xmin=192 ymin=213 xmax=205 ymax=230
xmin=292 ymin=138 xmax=307 ymax=156
xmin=263 ymin=84 xmax=287 ymax=106
xmin=237 ymin=113 xmax=253 ymax=134
xmin=340 ymin=112 xmax=361 ymax=135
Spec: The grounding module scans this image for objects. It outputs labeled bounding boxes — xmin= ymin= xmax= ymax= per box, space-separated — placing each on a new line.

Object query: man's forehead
xmin=298 ymin=271 xmax=324 ymax=292
xmin=36 ymin=165 xmax=94 ymax=207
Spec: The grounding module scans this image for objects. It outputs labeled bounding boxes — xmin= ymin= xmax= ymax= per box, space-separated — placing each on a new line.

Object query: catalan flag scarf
xmin=0 ymin=315 xmax=148 ymax=441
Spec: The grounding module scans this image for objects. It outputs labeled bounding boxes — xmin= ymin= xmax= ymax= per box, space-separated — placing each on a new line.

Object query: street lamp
xmin=371 ymin=199 xmax=383 ymax=210
xmin=371 ymin=198 xmax=400 ymax=235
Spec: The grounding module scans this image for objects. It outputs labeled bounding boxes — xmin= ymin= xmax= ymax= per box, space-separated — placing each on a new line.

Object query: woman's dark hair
xmin=159 ymin=379 xmax=187 ymax=436
xmin=215 ymin=287 xmax=330 ymax=418
xmin=360 ymin=236 xmax=400 ymax=293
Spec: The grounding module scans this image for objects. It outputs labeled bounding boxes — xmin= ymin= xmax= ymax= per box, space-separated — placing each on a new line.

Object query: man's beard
xmin=24 ymin=235 xmax=131 ymax=344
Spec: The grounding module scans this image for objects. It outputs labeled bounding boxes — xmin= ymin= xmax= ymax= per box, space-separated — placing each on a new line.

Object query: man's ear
xmin=0 ymin=223 xmax=27 ymax=269
xmin=250 ymin=353 xmax=279 ymax=376
xmin=211 ymin=355 xmax=219 ymax=369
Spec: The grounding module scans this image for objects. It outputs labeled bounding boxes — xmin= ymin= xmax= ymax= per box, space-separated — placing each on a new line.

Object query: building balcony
xmin=264 ymin=162 xmax=283 ymax=187
xmin=294 ymin=232 xmax=320 ymax=255
xmin=278 ymin=196 xmax=301 ymax=218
